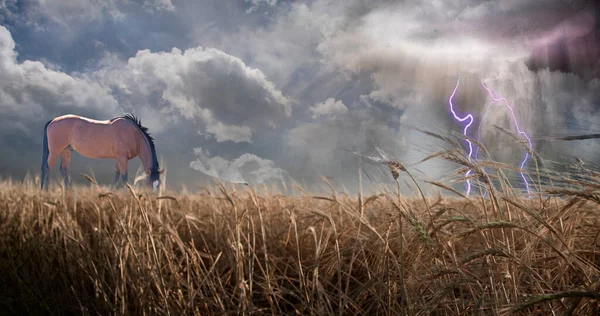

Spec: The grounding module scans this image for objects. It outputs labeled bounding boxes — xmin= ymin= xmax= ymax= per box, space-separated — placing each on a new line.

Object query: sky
xmin=0 ymin=0 xmax=598 ymax=195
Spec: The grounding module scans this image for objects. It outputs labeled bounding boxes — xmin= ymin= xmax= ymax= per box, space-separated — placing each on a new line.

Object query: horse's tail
xmin=40 ymin=120 xmax=52 ymax=189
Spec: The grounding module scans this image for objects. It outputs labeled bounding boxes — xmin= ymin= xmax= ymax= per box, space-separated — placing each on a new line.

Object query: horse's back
xmin=47 ymin=114 xmax=131 ymax=159
xmin=46 ymin=115 xmax=83 ymax=140
xmin=47 ymin=114 xmax=120 ymax=138
xmin=50 ymin=114 xmax=114 ymax=125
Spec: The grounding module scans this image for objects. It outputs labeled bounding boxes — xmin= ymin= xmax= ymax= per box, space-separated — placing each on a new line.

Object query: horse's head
xmin=146 ymin=168 xmax=165 ymax=192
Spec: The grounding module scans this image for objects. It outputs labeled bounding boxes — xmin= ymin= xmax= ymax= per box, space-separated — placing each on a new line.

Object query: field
xmin=0 ymin=148 xmax=599 ymax=315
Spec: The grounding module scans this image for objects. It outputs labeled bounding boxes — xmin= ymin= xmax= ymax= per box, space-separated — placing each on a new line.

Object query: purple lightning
xmin=448 ymin=76 xmax=475 ymax=196
xmin=480 ymin=81 xmax=533 ymax=196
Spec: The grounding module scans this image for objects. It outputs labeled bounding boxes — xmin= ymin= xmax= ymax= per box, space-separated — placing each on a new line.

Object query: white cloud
xmin=93 ymin=46 xmax=291 ymax=141
xmin=143 ymin=0 xmax=175 ymax=12
xmin=310 ymin=98 xmax=347 ymax=118
xmin=190 ymin=147 xmax=288 ymax=185
xmin=245 ymin=0 xmax=277 ymax=13
xmin=0 ymin=26 xmax=119 ymax=125
xmin=205 ymin=121 xmax=252 ymax=143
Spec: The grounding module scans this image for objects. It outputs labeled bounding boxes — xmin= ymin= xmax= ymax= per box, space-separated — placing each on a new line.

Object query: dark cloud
xmin=526 ymin=2 xmax=600 ymax=81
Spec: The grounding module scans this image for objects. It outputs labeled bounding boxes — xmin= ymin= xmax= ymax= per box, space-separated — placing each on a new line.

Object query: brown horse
xmin=40 ymin=113 xmax=164 ymax=191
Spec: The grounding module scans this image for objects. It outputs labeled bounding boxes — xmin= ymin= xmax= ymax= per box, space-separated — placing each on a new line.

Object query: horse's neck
xmin=137 ymin=134 xmax=154 ymax=172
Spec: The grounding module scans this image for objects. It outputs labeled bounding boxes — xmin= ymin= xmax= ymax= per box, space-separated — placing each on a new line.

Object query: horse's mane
xmin=121 ymin=113 xmax=159 ymax=172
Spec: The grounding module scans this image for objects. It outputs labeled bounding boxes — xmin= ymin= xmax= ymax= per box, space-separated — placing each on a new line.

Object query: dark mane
xmin=121 ymin=113 xmax=160 ymax=176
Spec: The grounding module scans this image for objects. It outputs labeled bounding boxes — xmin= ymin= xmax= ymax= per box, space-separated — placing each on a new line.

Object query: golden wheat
xmin=0 ymin=170 xmax=598 ymax=315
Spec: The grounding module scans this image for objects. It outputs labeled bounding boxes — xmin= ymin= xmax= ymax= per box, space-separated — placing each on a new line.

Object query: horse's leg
xmin=59 ymin=148 xmax=73 ymax=189
xmin=41 ymin=161 xmax=49 ymax=190
xmin=116 ymin=156 xmax=128 ymax=188
xmin=112 ymin=162 xmax=121 ymax=189
xmin=43 ymin=150 xmax=61 ymax=191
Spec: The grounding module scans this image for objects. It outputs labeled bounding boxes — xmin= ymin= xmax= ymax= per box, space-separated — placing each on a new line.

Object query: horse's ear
xmin=159 ymin=169 xmax=165 ymax=175
xmin=146 ymin=169 xmax=151 ymax=176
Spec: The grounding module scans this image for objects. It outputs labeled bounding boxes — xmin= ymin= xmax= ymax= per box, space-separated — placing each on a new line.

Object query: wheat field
xmin=1 ymin=142 xmax=599 ymax=315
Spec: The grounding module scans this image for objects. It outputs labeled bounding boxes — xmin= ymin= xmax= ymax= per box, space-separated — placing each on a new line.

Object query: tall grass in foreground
xmin=1 ymin=134 xmax=599 ymax=315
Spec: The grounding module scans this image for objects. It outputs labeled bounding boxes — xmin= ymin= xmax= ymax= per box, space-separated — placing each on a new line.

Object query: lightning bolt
xmin=480 ymin=81 xmax=533 ymax=196
xmin=448 ymin=76 xmax=475 ymax=196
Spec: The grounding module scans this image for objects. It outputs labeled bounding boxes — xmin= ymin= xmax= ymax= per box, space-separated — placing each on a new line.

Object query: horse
xmin=40 ymin=113 xmax=164 ymax=191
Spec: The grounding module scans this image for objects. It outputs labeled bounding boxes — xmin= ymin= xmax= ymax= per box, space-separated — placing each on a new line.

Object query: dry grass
xmin=1 ymin=135 xmax=599 ymax=315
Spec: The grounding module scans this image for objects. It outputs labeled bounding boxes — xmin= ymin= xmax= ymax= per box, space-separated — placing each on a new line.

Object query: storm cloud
xmin=0 ymin=0 xmax=598 ymax=194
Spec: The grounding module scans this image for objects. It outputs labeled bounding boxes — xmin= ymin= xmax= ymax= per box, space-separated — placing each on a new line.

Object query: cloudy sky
xmin=1 ymin=0 xmax=598 ymax=194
